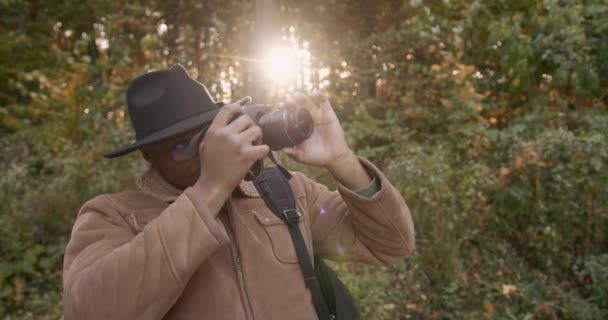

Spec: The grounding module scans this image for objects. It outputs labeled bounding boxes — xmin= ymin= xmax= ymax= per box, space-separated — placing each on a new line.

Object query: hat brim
xmin=103 ymin=108 xmax=220 ymax=158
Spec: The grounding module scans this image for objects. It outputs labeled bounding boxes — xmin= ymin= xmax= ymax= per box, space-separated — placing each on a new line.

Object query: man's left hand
xmin=281 ymin=91 xmax=352 ymax=168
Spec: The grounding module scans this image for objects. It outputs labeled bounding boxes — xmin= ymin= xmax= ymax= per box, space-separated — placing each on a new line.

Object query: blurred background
xmin=1 ymin=0 xmax=607 ymax=319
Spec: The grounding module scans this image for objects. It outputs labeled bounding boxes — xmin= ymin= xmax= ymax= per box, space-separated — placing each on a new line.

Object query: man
xmin=62 ymin=64 xmax=415 ymax=319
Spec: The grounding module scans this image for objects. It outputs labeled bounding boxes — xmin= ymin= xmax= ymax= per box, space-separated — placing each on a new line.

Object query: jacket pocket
xmin=253 ymin=209 xmax=311 ymax=264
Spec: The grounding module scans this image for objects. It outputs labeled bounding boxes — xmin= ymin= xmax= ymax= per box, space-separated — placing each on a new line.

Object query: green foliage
xmin=0 ymin=120 xmax=146 ymax=317
xmin=1 ymin=0 xmax=607 ymax=318
xmin=575 ymin=254 xmax=608 ymax=312
xmin=485 ymin=111 xmax=608 ymax=273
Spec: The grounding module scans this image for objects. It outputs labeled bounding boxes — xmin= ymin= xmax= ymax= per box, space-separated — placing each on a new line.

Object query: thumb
xmin=282 ymin=146 xmax=304 ymax=161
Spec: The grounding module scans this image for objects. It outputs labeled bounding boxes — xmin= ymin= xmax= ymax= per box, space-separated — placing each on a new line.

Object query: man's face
xmin=141 ymin=127 xmax=204 ymax=190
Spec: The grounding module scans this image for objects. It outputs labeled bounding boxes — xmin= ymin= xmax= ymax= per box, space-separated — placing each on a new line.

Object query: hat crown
xmin=103 ymin=64 xmax=221 ymax=158
xmin=126 ymin=64 xmax=217 ymax=140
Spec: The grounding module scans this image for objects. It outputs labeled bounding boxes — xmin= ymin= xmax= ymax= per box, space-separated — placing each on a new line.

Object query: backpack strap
xmin=253 ymin=160 xmax=332 ymax=320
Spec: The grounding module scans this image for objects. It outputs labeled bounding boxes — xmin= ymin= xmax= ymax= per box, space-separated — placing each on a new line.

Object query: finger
xmin=310 ymin=90 xmax=339 ymax=123
xmin=226 ymin=112 xmax=255 ymax=133
xmin=235 ymin=96 xmax=252 ymax=106
xmin=247 ymin=144 xmax=270 ymax=160
xmin=293 ymin=91 xmax=318 ymax=115
xmin=254 ymin=135 xmax=263 ymax=145
xmin=238 ymin=125 xmax=263 ymax=144
xmin=212 ymin=103 xmax=245 ymax=127
xmin=283 ymin=96 xmax=297 ymax=109
xmin=282 ymin=146 xmax=304 ymax=160
xmin=197 ymin=140 xmax=206 ymax=155
xmin=311 ymin=90 xmax=332 ymax=111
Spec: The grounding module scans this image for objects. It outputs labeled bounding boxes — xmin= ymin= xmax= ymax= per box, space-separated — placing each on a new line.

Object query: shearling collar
xmin=135 ymin=167 xmax=260 ymax=203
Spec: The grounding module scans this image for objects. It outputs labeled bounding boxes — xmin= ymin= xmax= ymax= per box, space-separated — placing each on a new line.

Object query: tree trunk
xmin=251 ymin=0 xmax=277 ymax=102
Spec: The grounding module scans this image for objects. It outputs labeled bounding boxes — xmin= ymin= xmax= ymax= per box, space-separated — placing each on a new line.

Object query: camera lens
xmin=285 ymin=109 xmax=313 ymax=143
xmin=258 ymin=109 xmax=313 ymax=150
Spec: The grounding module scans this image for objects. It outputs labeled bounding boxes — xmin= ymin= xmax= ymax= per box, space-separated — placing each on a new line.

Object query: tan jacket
xmin=62 ymin=158 xmax=415 ymax=320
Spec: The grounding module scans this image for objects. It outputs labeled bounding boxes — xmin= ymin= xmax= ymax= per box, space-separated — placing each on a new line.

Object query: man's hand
xmin=281 ymin=91 xmax=351 ymax=167
xmin=194 ymin=103 xmax=269 ymax=214
xmin=281 ymin=91 xmax=371 ymax=190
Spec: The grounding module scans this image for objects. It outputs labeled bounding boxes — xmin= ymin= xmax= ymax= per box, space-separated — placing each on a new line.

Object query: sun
xmin=262 ymin=46 xmax=300 ymax=84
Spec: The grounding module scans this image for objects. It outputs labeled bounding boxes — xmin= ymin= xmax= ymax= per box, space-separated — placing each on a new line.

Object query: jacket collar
xmin=135 ymin=167 xmax=260 ymax=203
xmin=135 ymin=168 xmax=183 ymax=203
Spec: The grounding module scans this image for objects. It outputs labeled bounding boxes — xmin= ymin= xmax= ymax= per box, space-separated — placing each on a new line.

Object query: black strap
xmin=253 ymin=162 xmax=332 ymax=320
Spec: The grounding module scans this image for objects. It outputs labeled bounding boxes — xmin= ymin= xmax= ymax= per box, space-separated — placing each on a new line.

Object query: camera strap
xmin=252 ymin=155 xmax=333 ymax=320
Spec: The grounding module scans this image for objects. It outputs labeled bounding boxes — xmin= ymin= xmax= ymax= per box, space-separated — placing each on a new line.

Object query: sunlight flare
xmin=262 ymin=46 xmax=299 ymax=84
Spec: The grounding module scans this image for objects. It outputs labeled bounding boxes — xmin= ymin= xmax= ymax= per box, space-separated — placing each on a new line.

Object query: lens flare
xmin=262 ymin=46 xmax=299 ymax=84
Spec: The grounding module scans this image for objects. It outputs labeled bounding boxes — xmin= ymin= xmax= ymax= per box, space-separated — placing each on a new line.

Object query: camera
xmin=238 ymin=104 xmax=314 ymax=150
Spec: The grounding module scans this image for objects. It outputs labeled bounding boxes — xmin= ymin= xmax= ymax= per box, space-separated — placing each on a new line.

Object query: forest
xmin=0 ymin=0 xmax=607 ymax=319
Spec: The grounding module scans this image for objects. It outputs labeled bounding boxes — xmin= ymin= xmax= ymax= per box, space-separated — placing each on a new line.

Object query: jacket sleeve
xmin=62 ymin=189 xmax=229 ymax=320
xmin=298 ymin=157 xmax=415 ymax=266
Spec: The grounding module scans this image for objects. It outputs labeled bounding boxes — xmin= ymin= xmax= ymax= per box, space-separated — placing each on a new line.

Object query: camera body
xmin=240 ymin=104 xmax=314 ymax=150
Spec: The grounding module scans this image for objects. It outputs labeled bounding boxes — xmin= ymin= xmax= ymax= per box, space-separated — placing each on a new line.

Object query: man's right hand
xmin=193 ymin=103 xmax=269 ymax=215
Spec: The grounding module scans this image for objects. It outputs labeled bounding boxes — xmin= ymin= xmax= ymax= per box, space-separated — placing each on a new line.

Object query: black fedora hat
xmin=104 ymin=64 xmax=221 ymax=158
